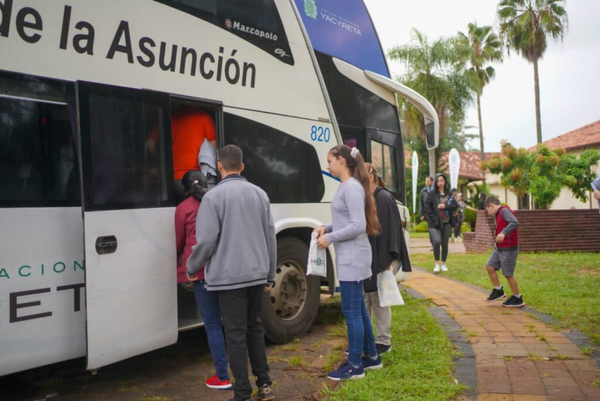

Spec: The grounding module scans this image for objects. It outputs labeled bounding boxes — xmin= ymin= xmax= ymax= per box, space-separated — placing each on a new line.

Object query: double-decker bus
xmin=0 ymin=0 xmax=437 ymax=376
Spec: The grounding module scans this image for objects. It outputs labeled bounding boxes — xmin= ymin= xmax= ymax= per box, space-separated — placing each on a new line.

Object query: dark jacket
xmin=364 ymin=187 xmax=412 ymax=293
xmin=418 ymin=186 xmax=432 ymax=220
xmin=424 ymin=180 xmax=458 ymax=229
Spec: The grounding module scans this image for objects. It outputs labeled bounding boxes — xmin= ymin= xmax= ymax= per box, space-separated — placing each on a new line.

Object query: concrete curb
xmin=403 ymin=286 xmax=478 ymax=399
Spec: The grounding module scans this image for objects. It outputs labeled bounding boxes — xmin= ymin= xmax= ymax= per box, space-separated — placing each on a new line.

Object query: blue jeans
xmin=340 ymin=280 xmax=377 ymax=367
xmin=194 ymin=281 xmax=229 ymax=380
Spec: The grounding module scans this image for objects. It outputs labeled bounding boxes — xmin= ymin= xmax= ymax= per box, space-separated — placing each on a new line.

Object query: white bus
xmin=0 ymin=0 xmax=436 ymax=377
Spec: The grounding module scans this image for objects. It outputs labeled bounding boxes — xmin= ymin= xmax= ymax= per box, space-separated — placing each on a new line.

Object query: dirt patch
xmin=2 ymin=298 xmax=346 ymax=401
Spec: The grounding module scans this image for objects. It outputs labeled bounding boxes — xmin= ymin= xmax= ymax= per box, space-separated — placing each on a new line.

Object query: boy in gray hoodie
xmin=187 ymin=145 xmax=276 ymax=401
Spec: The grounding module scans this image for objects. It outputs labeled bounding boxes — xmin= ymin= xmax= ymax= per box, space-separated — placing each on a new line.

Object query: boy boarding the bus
xmin=483 ymin=197 xmax=525 ymax=308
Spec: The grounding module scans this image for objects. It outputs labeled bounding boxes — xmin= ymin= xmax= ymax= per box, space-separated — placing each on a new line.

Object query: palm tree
xmin=388 ymin=29 xmax=473 ymax=142
xmin=457 ymin=23 xmax=503 ymax=159
xmin=497 ymin=0 xmax=568 ymax=144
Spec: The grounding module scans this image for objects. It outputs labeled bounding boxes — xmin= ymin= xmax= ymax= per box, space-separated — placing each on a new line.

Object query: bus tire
xmin=261 ymin=237 xmax=320 ymax=344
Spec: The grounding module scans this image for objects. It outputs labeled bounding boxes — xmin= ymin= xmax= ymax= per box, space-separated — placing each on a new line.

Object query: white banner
xmin=449 ymin=148 xmax=460 ymax=191
xmin=412 ymin=151 xmax=418 ymax=214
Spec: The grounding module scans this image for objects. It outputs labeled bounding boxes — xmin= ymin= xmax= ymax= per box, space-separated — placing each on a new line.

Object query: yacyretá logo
xmin=310 ymin=257 xmax=324 ymax=266
xmin=304 ymin=0 xmax=317 ymax=19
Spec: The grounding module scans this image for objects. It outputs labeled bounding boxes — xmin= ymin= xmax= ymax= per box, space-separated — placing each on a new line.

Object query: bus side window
xmin=83 ymin=93 xmax=170 ymax=208
xmin=0 ymin=73 xmax=80 ymax=207
xmin=370 ymin=140 xmax=397 ymax=193
xmin=223 ymin=113 xmax=324 ymax=203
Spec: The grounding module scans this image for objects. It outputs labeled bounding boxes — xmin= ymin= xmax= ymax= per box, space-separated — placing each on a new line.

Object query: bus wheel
xmin=261 ymin=237 xmax=320 ymax=344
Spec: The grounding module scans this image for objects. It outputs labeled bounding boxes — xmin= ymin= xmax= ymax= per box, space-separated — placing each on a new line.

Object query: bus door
xmin=76 ymin=82 xmax=177 ymax=370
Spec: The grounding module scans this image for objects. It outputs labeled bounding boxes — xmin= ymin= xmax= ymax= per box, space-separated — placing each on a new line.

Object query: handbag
xmin=378 ymin=270 xmax=404 ymax=307
xmin=307 ymin=232 xmax=327 ymax=277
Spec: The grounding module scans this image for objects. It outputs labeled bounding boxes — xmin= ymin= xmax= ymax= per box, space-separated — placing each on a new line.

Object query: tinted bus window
xmin=155 ymin=0 xmax=294 ymax=65
xmin=80 ymin=90 xmax=172 ymax=209
xmin=316 ymin=53 xmax=400 ymax=133
xmin=0 ymin=73 xmax=80 ymax=207
xmin=371 ymin=140 xmax=397 ymax=193
xmin=224 ymin=113 xmax=324 ymax=203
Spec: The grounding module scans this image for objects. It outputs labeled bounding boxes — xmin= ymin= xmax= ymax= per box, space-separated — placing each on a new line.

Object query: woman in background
xmin=424 ymin=173 xmax=457 ymax=273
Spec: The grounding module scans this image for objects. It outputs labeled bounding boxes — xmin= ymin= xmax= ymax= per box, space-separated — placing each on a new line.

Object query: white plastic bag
xmin=378 ymin=270 xmax=404 ymax=307
xmin=307 ymin=232 xmax=327 ymax=277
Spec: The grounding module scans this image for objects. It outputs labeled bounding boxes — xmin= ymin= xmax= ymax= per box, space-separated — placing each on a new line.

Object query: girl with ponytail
xmin=314 ymin=145 xmax=382 ymax=381
xmin=175 ymin=170 xmax=231 ymax=390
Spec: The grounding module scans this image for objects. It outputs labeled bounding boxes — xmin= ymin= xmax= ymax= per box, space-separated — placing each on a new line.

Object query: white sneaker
xmin=441 ymin=264 xmax=448 ymax=272
xmin=433 ymin=264 xmax=441 ymax=273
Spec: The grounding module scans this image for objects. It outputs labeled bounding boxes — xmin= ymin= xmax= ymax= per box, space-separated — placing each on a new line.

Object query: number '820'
xmin=310 ymin=125 xmax=331 ymax=142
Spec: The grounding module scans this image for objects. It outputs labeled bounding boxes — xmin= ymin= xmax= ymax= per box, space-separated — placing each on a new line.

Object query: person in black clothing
xmin=424 ymin=174 xmax=457 ymax=273
xmin=418 ymin=176 xmax=434 ymax=221
xmin=363 ymin=163 xmax=412 ymax=355
xmin=477 ymin=192 xmax=487 ymax=210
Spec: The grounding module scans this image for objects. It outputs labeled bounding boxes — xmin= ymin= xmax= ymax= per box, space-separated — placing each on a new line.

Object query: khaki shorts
xmin=487 ymin=248 xmax=518 ymax=277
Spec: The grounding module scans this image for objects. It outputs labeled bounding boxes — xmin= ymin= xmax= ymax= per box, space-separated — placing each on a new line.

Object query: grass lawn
xmin=409 ymin=231 xmax=431 ymax=239
xmin=323 ymin=294 xmax=465 ymax=401
xmin=410 ymin=252 xmax=600 ymax=344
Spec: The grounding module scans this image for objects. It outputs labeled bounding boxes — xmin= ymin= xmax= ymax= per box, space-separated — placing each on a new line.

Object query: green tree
xmin=482 ymin=141 xmax=600 ymax=209
xmin=497 ymin=0 xmax=568 ymax=144
xmin=529 ymin=145 xmax=563 ymax=209
xmin=457 ymin=23 xmax=503 ymax=159
xmin=482 ymin=141 xmax=533 ymax=198
xmin=389 ymin=29 xmax=473 ymax=142
xmin=559 ymin=149 xmax=600 ymax=202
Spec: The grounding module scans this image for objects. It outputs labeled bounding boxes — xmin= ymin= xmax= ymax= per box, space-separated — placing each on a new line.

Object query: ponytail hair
xmin=329 ymin=145 xmax=380 ymax=235
xmin=364 ymin=163 xmax=386 ymax=188
xmin=182 ymin=170 xmax=209 ymax=201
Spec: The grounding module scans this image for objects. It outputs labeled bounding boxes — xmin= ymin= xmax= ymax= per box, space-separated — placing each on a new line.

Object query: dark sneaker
xmin=361 ymin=354 xmax=383 ymax=370
xmin=375 ymin=343 xmax=392 ymax=355
xmin=258 ymin=383 xmax=275 ymax=400
xmin=327 ymin=361 xmax=365 ymax=381
xmin=205 ymin=374 xmax=232 ymax=390
xmin=502 ymin=295 xmax=525 ymax=308
xmin=487 ymin=287 xmax=507 ymax=302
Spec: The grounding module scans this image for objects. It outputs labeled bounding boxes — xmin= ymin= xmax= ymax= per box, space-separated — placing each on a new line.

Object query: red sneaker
xmin=205 ymin=375 xmax=232 ymax=390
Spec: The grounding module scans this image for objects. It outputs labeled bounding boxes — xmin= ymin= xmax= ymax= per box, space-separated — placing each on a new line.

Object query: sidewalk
xmin=410 ymin=236 xmax=466 ymax=254
xmin=405 ymin=268 xmax=600 ymax=400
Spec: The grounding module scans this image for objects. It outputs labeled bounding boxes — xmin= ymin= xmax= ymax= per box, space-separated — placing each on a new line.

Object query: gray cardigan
xmin=186 ymin=175 xmax=277 ymax=291
xmin=325 ymin=178 xmax=372 ymax=282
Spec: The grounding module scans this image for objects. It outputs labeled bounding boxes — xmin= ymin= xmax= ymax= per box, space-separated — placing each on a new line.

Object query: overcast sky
xmin=363 ymin=0 xmax=600 ymax=152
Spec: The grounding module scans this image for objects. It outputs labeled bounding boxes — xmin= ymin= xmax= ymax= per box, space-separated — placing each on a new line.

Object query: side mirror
xmin=424 ymin=118 xmax=438 ymax=150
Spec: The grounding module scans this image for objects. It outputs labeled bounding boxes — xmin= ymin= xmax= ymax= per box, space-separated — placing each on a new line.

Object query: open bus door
xmin=76 ymin=82 xmax=178 ymax=370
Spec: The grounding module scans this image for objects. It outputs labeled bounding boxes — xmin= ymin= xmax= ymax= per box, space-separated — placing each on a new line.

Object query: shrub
xmin=414 ymin=221 xmax=429 ymax=232
xmin=461 ymin=222 xmax=471 ymax=233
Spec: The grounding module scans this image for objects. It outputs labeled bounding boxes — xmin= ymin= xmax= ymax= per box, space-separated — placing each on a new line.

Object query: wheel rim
xmin=269 ymin=259 xmax=308 ymax=321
